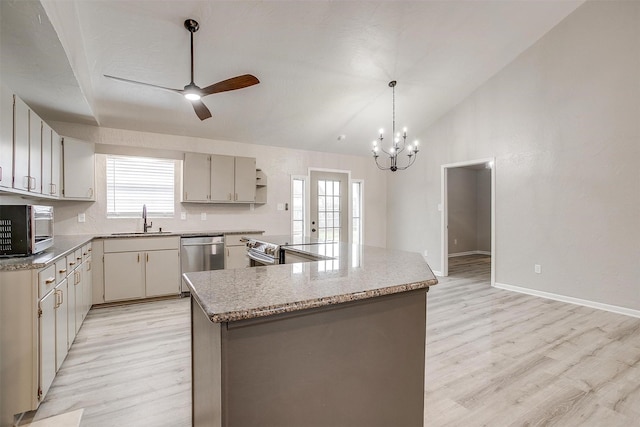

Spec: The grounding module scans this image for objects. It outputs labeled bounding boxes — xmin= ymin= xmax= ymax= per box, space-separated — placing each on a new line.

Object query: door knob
xmin=312 ymin=228 xmax=316 ymax=232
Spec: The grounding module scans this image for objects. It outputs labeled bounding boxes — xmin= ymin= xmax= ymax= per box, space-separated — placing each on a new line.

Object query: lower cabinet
xmin=103 ymin=237 xmax=180 ymax=302
xmin=54 ymin=279 xmax=68 ymax=371
xmin=225 ymin=233 xmax=261 ymax=269
xmin=1 ymin=243 xmax=94 ymax=421
xmin=104 ymin=251 xmax=145 ymax=301
xmin=38 ymin=290 xmax=56 ymax=401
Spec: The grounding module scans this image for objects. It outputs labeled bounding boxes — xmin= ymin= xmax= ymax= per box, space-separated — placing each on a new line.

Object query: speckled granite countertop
xmin=184 ymin=243 xmax=438 ymax=323
xmin=0 ymin=235 xmax=94 ymax=271
xmin=0 ymin=229 xmax=264 ymax=271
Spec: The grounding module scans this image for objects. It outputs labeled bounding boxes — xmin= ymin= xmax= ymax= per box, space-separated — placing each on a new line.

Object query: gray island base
xmin=185 ymin=243 xmax=437 ymax=427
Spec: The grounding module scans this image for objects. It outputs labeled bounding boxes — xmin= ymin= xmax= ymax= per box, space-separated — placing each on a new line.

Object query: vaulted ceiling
xmin=1 ymin=0 xmax=584 ymax=156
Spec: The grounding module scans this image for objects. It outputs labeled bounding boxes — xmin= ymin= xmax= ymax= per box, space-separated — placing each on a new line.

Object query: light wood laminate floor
xmin=29 ymin=255 xmax=640 ymax=426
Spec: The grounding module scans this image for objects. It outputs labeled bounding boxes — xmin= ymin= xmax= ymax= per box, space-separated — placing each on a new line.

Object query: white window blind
xmin=106 ymin=155 xmax=175 ymax=218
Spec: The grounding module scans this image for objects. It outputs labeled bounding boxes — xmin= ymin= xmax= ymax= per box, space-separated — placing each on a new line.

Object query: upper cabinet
xmin=0 ymin=85 xmax=14 ymax=188
xmin=1 ymin=86 xmax=63 ymax=199
xmin=183 ymin=153 xmax=259 ymax=204
xmin=13 ymin=95 xmax=31 ymax=192
xmin=62 ymin=137 xmax=95 ymax=200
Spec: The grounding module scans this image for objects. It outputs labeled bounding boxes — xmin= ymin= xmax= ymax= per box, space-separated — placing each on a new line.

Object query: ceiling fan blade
xmin=104 ymin=75 xmax=182 ymax=94
xmin=200 ymin=74 xmax=260 ymax=96
xmin=191 ymin=99 xmax=212 ymax=120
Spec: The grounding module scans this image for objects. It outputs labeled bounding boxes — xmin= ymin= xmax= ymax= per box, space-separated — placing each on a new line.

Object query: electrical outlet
xmin=201 ymin=212 xmax=207 ymax=221
xmin=454 ymin=238 xmax=457 ymax=245
xmin=78 ymin=213 xmax=86 ymax=223
xmin=181 ymin=212 xmax=187 ymax=220
xmin=534 ymin=264 xmax=541 ymax=274
xmin=423 ymin=250 xmax=428 ymax=257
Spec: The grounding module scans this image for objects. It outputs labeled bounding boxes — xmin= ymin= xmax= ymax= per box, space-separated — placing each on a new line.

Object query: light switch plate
xmin=181 ymin=212 xmax=187 ymax=220
xmin=78 ymin=213 xmax=86 ymax=223
xmin=534 ymin=264 xmax=541 ymax=274
xmin=201 ymin=212 xmax=207 ymax=221
xmin=277 ymin=203 xmax=285 ymax=211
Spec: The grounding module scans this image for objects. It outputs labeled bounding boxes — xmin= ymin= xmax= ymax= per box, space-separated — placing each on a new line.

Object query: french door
xmin=309 ymin=171 xmax=349 ymax=242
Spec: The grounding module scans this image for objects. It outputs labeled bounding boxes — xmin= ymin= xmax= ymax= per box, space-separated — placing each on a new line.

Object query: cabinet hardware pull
xmin=69 ymin=261 xmax=75 ymax=266
xmin=137 ymin=253 xmax=140 ymax=262
xmin=146 ymin=253 xmax=149 ymax=262
xmin=77 ymin=257 xmax=82 ymax=261
xmin=59 ymin=269 xmax=67 ymax=274
xmin=88 ymin=248 xmax=92 ymax=252
xmin=45 ymin=277 xmax=55 ymax=284
xmin=88 ymin=261 xmax=91 ymax=271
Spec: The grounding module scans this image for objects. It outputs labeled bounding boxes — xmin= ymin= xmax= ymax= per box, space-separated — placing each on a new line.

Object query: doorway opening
xmin=440 ymin=158 xmax=495 ymax=285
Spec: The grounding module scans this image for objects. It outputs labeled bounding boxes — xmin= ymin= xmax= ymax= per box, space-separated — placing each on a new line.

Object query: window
xmin=292 ymin=177 xmax=305 ymax=238
xmin=317 ymin=179 xmax=341 ymax=242
xmin=352 ymin=180 xmax=363 ymax=245
xmin=106 ymin=155 xmax=175 ymax=218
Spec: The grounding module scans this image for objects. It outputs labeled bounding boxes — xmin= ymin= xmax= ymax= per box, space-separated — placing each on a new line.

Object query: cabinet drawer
xmin=39 ymin=264 xmax=56 ymax=298
xmin=55 ymin=260 xmax=68 ymax=283
xmin=225 ymin=233 xmax=261 ymax=247
xmin=82 ymin=243 xmax=92 ymax=261
xmin=104 ymin=236 xmax=179 ymax=253
xmin=66 ymin=252 xmax=80 ymax=272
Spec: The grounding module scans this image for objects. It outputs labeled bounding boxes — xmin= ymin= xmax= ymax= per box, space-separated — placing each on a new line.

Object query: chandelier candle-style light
xmin=371 ymin=81 xmax=419 ymax=171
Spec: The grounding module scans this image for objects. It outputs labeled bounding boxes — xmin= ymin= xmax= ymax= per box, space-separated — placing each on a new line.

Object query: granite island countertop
xmin=0 ymin=229 xmax=264 ymax=271
xmin=183 ymin=243 xmax=438 ymax=323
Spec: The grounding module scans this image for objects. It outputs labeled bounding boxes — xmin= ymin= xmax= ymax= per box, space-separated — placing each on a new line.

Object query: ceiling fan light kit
xmin=371 ymin=80 xmax=419 ymax=172
xmin=104 ymin=18 xmax=259 ymax=120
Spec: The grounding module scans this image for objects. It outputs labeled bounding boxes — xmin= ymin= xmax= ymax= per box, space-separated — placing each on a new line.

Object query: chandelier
xmin=371 ymin=81 xmax=419 ymax=171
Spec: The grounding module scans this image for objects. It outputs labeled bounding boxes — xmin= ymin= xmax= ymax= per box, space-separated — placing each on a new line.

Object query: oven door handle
xmin=247 ymin=251 xmax=276 ymax=265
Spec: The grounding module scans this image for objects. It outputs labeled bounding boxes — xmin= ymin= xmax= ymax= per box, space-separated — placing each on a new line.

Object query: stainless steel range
xmin=246 ymin=238 xmax=282 ymax=266
xmin=246 ymin=235 xmax=328 ymax=266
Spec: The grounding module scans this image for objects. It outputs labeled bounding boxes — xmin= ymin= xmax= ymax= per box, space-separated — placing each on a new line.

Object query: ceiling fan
xmin=104 ymin=19 xmax=259 ymax=120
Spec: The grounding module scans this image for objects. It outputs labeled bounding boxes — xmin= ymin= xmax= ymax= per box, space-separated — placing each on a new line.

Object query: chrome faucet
xmin=142 ymin=204 xmax=152 ymax=233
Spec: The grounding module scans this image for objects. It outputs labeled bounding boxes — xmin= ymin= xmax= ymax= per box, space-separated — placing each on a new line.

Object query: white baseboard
xmin=448 ymin=250 xmax=491 ymax=258
xmin=494 ymin=282 xmax=640 ymax=319
xmin=432 ymin=271 xmax=443 ymax=277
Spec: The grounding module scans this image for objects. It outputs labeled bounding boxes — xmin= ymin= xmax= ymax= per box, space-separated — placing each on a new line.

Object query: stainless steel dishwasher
xmin=180 ymin=235 xmax=225 ymax=294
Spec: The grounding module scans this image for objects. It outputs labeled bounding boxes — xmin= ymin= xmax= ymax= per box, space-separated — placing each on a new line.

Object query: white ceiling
xmin=1 ymin=0 xmax=584 ymax=157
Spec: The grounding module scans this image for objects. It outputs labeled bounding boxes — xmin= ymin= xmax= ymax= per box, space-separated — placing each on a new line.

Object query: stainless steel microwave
xmin=0 ymin=205 xmax=54 ymax=257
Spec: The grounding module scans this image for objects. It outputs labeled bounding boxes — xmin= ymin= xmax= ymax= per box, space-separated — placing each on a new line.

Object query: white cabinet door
xmin=50 ymin=129 xmax=61 ymax=197
xmin=13 ymin=95 xmax=30 ymax=191
xmin=104 ymin=252 xmax=145 ymax=301
xmin=145 ymin=249 xmax=180 ymax=297
xmin=73 ymin=268 xmax=83 ymax=334
xmin=183 ymin=152 xmax=210 ymax=202
xmin=225 ymin=245 xmax=250 ymax=269
xmin=28 ymin=111 xmax=42 ymax=194
xmin=54 ymin=280 xmax=68 ymax=371
xmin=39 ymin=290 xmax=56 ymax=401
xmin=42 ymin=124 xmax=53 ymax=196
xmin=0 ymin=85 xmax=13 ymax=188
xmin=66 ymin=270 xmax=76 ymax=349
xmin=82 ymin=257 xmax=93 ymax=320
xmin=234 ymin=156 xmax=256 ymax=202
xmin=62 ymin=137 xmax=95 ymax=200
xmin=210 ymin=154 xmax=234 ymax=202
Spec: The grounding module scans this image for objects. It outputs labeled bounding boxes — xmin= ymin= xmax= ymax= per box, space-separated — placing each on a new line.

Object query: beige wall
xmin=45 ymin=122 xmax=387 ymax=248
xmin=387 ymin=1 xmax=640 ymax=310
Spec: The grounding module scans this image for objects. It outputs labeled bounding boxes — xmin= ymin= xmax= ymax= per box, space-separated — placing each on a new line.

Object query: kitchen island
xmin=183 ymin=242 xmax=438 ymax=427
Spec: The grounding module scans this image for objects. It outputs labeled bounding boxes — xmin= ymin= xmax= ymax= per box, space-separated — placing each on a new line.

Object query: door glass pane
xmin=316 ymin=179 xmax=342 ymax=242
xmin=318 ymin=181 xmax=325 ymax=196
